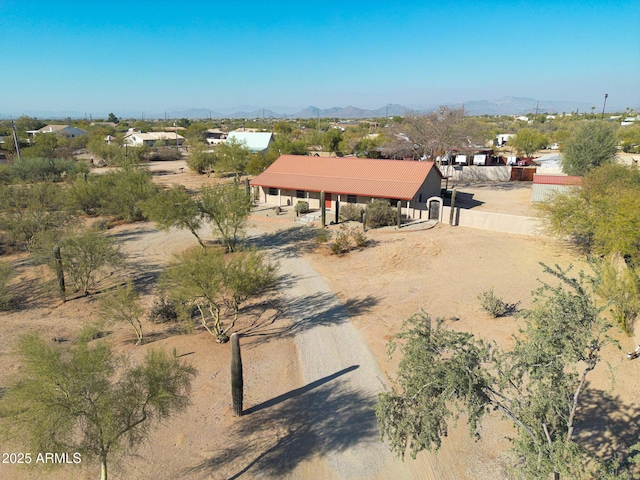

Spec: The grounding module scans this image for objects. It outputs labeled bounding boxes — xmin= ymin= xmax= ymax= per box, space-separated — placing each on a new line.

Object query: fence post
xmin=449 ymin=188 xmax=457 ymax=226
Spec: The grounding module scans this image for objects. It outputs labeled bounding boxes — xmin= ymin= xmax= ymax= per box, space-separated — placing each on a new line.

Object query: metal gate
xmin=429 ymin=200 xmax=440 ymax=220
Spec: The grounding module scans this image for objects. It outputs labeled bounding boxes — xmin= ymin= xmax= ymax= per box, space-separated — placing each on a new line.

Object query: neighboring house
xmin=123 ymin=131 xmax=184 ymax=147
xmin=530 ymin=174 xmax=582 ymax=203
xmin=205 ymin=129 xmax=227 ymax=145
xmin=495 ymin=133 xmax=515 ymax=147
xmin=91 ymin=121 xmax=118 ymax=128
xmin=534 ymin=153 xmax=563 ymax=172
xmin=250 ymin=154 xmax=444 ymax=219
xmin=226 ymin=131 xmax=273 ymax=153
xmin=34 ymin=124 xmax=87 ymax=138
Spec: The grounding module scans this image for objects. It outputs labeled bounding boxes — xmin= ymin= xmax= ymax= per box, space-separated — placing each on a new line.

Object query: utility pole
xmin=534 ymin=100 xmax=539 ymax=119
xmin=601 ymin=93 xmax=608 ymax=119
xmin=11 ymin=120 xmax=22 ymax=162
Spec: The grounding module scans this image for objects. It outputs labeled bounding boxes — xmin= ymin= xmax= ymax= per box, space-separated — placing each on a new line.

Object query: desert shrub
xmin=273 ymin=205 xmax=282 ymax=215
xmin=149 ymin=148 xmax=182 ymax=162
xmin=67 ymin=176 xmax=105 ymax=215
xmin=315 ymin=228 xmax=330 ymax=245
xmin=339 ymin=203 xmax=364 ymax=222
xmin=9 ymin=157 xmax=88 ymax=183
xmin=294 ymin=201 xmax=309 ymax=215
xmin=478 ymin=288 xmax=509 ymax=317
xmin=365 ymin=199 xmax=396 ymax=228
xmin=148 ymin=297 xmax=179 ymax=324
xmin=330 ymin=228 xmax=352 ymax=255
xmin=0 ymin=261 xmax=14 ymax=310
xmin=0 ymin=182 xmax=73 ymax=251
xmin=349 ymin=228 xmax=368 ymax=248
xmin=329 ymin=226 xmax=368 ymax=255
xmin=77 ymin=322 xmax=106 ymax=343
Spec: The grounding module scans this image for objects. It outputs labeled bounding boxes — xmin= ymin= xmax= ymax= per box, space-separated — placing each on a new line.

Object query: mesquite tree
xmin=376 ymin=264 xmax=614 ymax=479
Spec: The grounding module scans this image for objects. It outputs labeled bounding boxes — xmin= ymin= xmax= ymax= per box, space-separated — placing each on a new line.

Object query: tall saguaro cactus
xmin=230 ymin=333 xmax=243 ymax=417
xmin=320 ymin=190 xmax=326 ymax=227
xmin=396 ymin=200 xmax=402 ymax=229
xmin=53 ymin=244 xmax=66 ymax=302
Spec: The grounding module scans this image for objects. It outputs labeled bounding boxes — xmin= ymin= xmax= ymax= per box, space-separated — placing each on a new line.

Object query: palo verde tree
xmin=199 ymin=183 xmax=251 ymax=253
xmin=140 ymin=185 xmax=206 ymax=249
xmin=562 ymin=120 xmax=617 ymax=176
xmin=376 ymin=264 xmax=615 ymax=479
xmin=99 ymin=281 xmax=145 ymax=345
xmin=57 ymin=228 xmax=126 ymax=296
xmin=214 ymin=137 xmax=253 ymax=178
xmin=0 ymin=334 xmax=196 ymax=480
xmin=159 ymin=247 xmax=278 ymax=343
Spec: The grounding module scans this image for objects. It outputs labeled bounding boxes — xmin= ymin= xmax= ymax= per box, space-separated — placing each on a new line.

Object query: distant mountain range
xmin=1 ymin=97 xmax=634 ymax=120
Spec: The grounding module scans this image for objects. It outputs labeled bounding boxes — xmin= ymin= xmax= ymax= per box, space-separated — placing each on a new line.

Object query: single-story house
xmin=250 ymin=155 xmax=444 ymax=219
xmin=205 ymin=129 xmax=227 ymax=145
xmin=33 ymin=124 xmax=87 ymax=138
xmin=495 ymin=133 xmax=515 ymax=147
xmin=123 ymin=131 xmax=184 ymax=147
xmin=227 ymin=131 xmax=273 ymax=153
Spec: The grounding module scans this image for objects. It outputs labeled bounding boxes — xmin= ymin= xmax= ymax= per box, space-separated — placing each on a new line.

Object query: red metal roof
xmin=533 ymin=174 xmax=583 ymax=186
xmin=250 ymin=155 xmax=442 ymax=200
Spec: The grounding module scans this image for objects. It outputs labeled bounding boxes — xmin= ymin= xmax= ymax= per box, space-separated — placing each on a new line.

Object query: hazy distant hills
xmin=1 ymin=97 xmax=634 ymax=120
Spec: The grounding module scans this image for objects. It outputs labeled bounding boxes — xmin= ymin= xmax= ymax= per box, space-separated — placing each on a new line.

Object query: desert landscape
xmin=1 ymin=160 xmax=639 ymax=480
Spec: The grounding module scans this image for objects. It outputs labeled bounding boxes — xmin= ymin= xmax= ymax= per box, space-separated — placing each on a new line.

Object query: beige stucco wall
xmin=442 ymin=205 xmax=543 ymax=236
xmin=439 ymin=165 xmax=512 ymax=182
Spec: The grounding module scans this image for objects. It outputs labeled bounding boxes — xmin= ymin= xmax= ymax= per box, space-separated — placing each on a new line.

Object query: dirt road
xmin=249 ymin=225 xmax=430 ymax=479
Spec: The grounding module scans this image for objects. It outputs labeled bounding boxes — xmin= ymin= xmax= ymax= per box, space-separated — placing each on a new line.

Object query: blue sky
xmin=1 ymin=0 xmax=638 ymax=116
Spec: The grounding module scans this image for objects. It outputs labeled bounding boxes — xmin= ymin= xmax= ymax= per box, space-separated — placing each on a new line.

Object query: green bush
xmin=148 ymin=297 xmax=179 ymax=324
xmin=7 ymin=157 xmax=89 ymax=184
xmin=149 ymin=148 xmax=182 ymax=162
xmin=477 ymin=288 xmax=509 ymax=317
xmin=187 ymin=146 xmax=216 ymax=174
xmin=67 ymin=167 xmax=158 ymax=221
xmin=294 ymin=201 xmax=309 ymax=215
xmin=0 ymin=261 xmax=14 ymax=310
xmin=349 ymin=228 xmax=367 ymax=248
xmin=77 ymin=322 xmax=106 ymax=343
xmin=339 ymin=203 xmax=363 ymax=222
xmin=315 ymin=228 xmax=330 ymax=245
xmin=329 ymin=226 xmax=368 ymax=255
xmin=365 ymin=199 xmax=396 ymax=228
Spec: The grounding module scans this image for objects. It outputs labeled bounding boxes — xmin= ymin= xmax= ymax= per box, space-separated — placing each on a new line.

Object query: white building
xmin=123 ymin=131 xmax=184 ymax=147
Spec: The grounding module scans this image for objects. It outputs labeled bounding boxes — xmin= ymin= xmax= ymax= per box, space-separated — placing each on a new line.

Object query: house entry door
xmin=325 ymin=193 xmax=332 ymax=208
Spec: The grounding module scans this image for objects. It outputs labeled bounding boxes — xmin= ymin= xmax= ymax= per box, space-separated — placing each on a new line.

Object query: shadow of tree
xmin=575 ymin=387 xmax=640 ymax=470
xmin=248 ymin=225 xmax=320 ymax=259
xmin=239 ymin=293 xmax=378 ymax=346
xmin=183 ymin=374 xmax=378 ymax=479
xmin=444 ymin=191 xmax=484 ymax=209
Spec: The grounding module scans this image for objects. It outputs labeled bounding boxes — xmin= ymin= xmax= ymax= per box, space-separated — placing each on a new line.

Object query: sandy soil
xmin=2 ymin=162 xmax=640 ymax=479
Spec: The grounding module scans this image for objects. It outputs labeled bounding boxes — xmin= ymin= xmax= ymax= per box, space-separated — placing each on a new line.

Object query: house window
xmin=268 ymin=187 xmax=277 ymax=195
xmin=347 ymin=194 xmax=357 ymax=203
xmin=418 ymin=193 xmax=423 ymax=203
xmin=296 ymin=190 xmax=305 ymax=199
